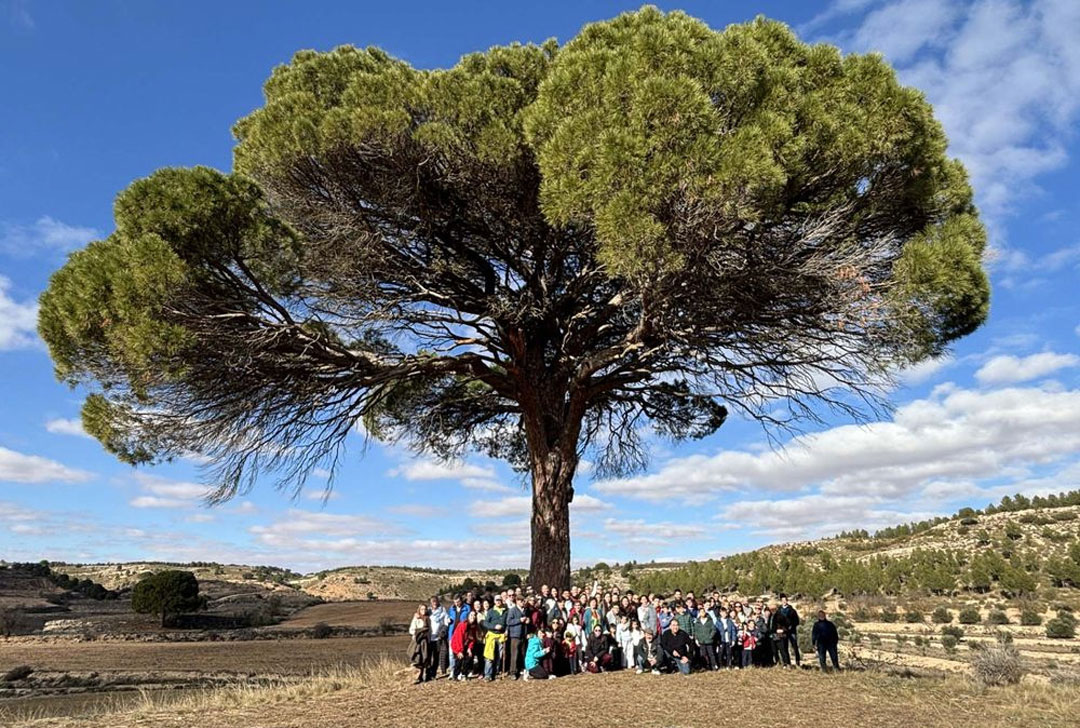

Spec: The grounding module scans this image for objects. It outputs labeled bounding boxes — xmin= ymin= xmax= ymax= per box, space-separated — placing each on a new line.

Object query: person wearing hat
xmin=634 ymin=629 xmax=663 ymax=674
xmin=482 ymin=595 xmax=507 ymax=681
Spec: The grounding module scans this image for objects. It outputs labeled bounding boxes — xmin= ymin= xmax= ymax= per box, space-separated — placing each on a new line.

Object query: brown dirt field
xmin=278 ymin=600 xmax=412 ymax=629
xmin=0 ymin=635 xmax=409 ymax=674
xmin=11 ymin=667 xmax=1080 ymax=728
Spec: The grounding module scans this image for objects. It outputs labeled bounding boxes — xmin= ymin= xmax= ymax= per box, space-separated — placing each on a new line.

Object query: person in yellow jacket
xmin=483 ymin=595 xmax=508 ymax=681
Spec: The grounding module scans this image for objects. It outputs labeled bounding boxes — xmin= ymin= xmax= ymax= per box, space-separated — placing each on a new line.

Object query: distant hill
xmin=16 ymin=490 xmax=1080 ymax=604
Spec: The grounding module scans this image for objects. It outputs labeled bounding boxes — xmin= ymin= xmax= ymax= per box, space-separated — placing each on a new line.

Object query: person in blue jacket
xmin=446 ymin=593 xmax=470 ymax=677
xmin=524 ymin=628 xmax=556 ymax=680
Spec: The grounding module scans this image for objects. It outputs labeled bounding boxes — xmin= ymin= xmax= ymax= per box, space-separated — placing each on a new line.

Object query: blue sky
xmin=2 ymin=0 xmax=1079 ymax=572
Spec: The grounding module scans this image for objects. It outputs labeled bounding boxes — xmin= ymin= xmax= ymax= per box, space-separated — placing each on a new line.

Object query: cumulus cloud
xmin=595 ymin=385 xmax=1080 ymax=504
xmin=389 ymin=459 xmax=495 ymax=481
xmin=0 ymin=275 xmax=39 ymax=350
xmin=0 ymin=446 xmax=92 ymax=483
xmin=250 ymin=509 xmax=405 ymax=540
xmin=469 ymin=493 xmax=612 ymax=518
xmin=133 ymin=473 xmax=209 ymax=499
xmin=813 ymin=0 xmax=1080 ymax=225
xmin=975 ymin=352 xmax=1080 ymax=384
xmin=461 ymin=477 xmax=516 ymax=493
xmin=129 ymin=495 xmax=191 ymax=509
xmin=0 ymin=216 xmax=98 ymax=256
xmin=851 ymin=0 xmax=960 ymax=62
xmin=897 ymin=355 xmax=955 ymax=386
xmin=247 ymin=508 xmax=526 ymax=568
xmin=593 ymin=517 xmax=710 ymax=548
xmin=387 ymin=504 xmax=448 ymax=518
xmin=717 ymin=495 xmax=940 ymax=539
xmin=45 ymin=418 xmax=90 ymax=438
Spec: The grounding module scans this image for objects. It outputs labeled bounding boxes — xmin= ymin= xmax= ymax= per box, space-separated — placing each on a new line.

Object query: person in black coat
xmin=774 ymin=594 xmax=801 ymax=667
xmin=660 ymin=619 xmax=694 ymax=675
xmin=811 ymin=610 xmax=840 ymax=672
xmin=584 ymin=624 xmax=614 ymax=673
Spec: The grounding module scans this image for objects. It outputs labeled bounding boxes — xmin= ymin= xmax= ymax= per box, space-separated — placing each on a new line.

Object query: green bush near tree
xmin=932 ymin=606 xmax=952 ymax=624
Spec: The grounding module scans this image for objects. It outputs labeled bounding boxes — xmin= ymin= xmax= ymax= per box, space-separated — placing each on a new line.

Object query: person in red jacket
xmin=450 ymin=610 xmax=481 ymax=681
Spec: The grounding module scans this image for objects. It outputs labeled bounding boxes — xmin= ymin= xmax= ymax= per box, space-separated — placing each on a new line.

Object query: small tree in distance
xmin=132 ymin=570 xmax=202 ymax=628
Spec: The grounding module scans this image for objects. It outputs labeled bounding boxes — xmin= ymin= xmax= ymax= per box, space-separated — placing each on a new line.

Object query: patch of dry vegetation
xmin=6 ymin=662 xmax=1080 ymax=728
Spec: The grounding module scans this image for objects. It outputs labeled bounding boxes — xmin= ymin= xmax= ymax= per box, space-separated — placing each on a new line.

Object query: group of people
xmin=407 ymin=582 xmax=842 ymax=684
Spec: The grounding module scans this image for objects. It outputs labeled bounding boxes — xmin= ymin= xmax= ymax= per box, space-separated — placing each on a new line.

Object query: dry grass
xmin=6 ymin=663 xmax=1080 ymax=728
xmin=278 ymin=600 xmax=411 ymax=629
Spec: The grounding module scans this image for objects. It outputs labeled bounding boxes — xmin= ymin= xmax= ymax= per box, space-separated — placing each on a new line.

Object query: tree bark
xmin=530 ymin=445 xmax=576 ymax=590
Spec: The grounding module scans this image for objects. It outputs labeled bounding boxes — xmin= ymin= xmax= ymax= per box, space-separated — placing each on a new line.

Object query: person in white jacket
xmin=622 ymin=617 xmax=644 ymax=669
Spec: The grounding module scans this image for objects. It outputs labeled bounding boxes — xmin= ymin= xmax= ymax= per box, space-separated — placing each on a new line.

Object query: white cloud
xmin=0 ymin=446 xmax=92 ymax=483
xmin=596 ymin=517 xmax=708 ymax=547
xmin=470 ymin=492 xmax=612 ymax=518
xmin=469 ymin=496 xmax=530 ymax=518
xmin=387 ymin=504 xmax=448 ymax=518
xmin=129 ymin=495 xmax=191 ymax=509
xmin=717 ymin=495 xmax=939 ymax=539
xmin=389 ymin=459 xmax=495 ymax=481
xmin=0 ymin=216 xmax=98 ymax=256
xmin=133 ymin=473 xmax=210 ymax=500
xmin=898 ymin=355 xmax=954 ymax=386
xmin=822 ymin=0 xmax=1080 ymax=225
xmin=595 ymin=384 xmax=1080 ymax=504
xmin=243 ymin=508 xmax=529 ymax=568
xmin=0 ymin=275 xmax=39 ymax=350
xmin=461 ymin=477 xmax=515 ymax=493
xmin=852 ymin=0 xmax=959 ymax=62
xmin=250 ymin=509 xmax=405 ymax=539
xmin=185 ymin=513 xmax=216 ymax=523
xmin=975 ymin=351 xmax=1079 ymax=384
xmin=45 ymin=418 xmax=90 ymax=438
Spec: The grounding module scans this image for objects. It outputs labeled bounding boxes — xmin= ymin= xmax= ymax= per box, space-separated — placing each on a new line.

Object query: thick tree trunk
xmin=530 ymin=447 xmax=576 ymax=590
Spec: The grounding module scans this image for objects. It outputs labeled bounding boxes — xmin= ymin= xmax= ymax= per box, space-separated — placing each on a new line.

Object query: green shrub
xmin=312 ymin=622 xmax=333 ymax=639
xmin=853 ymin=607 xmax=873 ymax=621
xmin=941 ymin=625 xmax=965 ymax=639
xmin=869 ymin=633 xmax=881 ymax=645
xmin=904 ymin=609 xmax=923 ymax=623
xmin=879 ymin=607 xmax=899 ymax=623
xmin=986 ymin=610 xmax=1009 ymax=625
xmin=941 ymin=634 xmax=958 ymax=652
xmin=1051 ymin=511 xmax=1076 ymax=521
xmin=958 ymin=607 xmax=980 ymax=624
xmin=1045 ymin=618 xmax=1075 ymax=639
xmin=1020 ymin=609 xmax=1043 ymax=626
xmin=895 ymin=634 xmax=908 ymax=646
xmin=932 ymin=607 xmax=953 ymax=624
